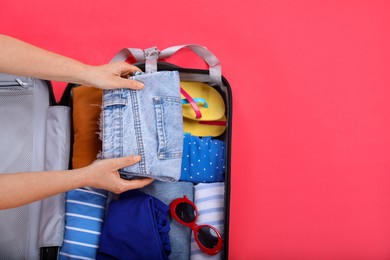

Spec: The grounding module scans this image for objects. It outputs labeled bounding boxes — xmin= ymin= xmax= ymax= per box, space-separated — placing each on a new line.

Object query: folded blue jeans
xmin=101 ymin=71 xmax=183 ymax=182
xmin=97 ymin=190 xmax=171 ymax=260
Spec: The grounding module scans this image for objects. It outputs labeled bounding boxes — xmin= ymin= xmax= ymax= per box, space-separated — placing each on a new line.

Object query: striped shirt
xmin=59 ymin=188 xmax=108 ymax=259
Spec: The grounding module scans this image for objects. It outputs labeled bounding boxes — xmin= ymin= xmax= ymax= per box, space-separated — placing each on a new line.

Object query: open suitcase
xmin=0 ymin=44 xmax=232 ymax=260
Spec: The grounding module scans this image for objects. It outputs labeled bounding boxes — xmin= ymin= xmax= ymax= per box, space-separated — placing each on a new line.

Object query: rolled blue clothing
xmin=97 ymin=190 xmax=171 ymax=260
xmin=101 ymin=71 xmax=183 ymax=182
xmin=181 ymin=134 xmax=226 ymax=183
xmin=142 ymin=181 xmax=194 ymax=260
xmin=59 ymin=188 xmax=108 ymax=260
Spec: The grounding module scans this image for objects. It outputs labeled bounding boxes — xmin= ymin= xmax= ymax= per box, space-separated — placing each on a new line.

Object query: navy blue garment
xmin=180 ymin=134 xmax=226 ymax=183
xmin=97 ymin=190 xmax=171 ymax=260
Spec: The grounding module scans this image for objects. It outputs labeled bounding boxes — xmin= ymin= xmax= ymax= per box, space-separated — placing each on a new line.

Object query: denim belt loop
xmin=144 ymin=47 xmax=160 ymax=74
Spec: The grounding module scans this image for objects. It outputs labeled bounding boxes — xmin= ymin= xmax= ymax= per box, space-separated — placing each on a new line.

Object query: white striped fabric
xmin=59 ymin=188 xmax=108 ymax=259
xmin=191 ymin=182 xmax=225 ymax=260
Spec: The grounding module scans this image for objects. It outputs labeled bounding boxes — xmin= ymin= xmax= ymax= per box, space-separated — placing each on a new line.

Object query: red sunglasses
xmin=170 ymin=195 xmax=223 ymax=255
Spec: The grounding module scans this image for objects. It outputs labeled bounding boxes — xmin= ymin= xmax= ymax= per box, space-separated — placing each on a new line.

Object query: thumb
xmin=110 ymin=155 xmax=141 ymax=170
xmin=111 ymin=76 xmax=144 ymax=90
xmin=119 ymin=177 xmax=154 ymax=191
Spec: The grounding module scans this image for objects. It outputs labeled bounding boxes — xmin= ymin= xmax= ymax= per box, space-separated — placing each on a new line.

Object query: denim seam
xmin=153 ymin=97 xmax=166 ymax=159
xmin=101 ymin=105 xmax=105 ymax=158
xmin=160 ymin=98 xmax=168 ymax=158
xmin=130 ymin=90 xmax=146 ymax=174
xmin=119 ymin=102 xmax=123 ymax=159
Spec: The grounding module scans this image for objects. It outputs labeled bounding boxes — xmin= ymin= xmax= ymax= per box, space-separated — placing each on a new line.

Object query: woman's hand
xmin=80 ymin=155 xmax=153 ymax=194
xmin=82 ymin=61 xmax=144 ymax=90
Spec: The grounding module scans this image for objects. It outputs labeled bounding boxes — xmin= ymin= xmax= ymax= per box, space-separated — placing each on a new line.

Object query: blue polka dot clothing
xmin=180 ymin=134 xmax=226 ymax=183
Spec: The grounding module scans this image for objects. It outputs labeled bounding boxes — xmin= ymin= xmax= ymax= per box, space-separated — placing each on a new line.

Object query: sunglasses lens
xmin=175 ymin=202 xmax=196 ymax=223
xmin=197 ymin=226 xmax=219 ymax=249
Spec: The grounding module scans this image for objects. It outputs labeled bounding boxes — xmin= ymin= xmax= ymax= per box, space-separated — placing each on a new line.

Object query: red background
xmin=2 ymin=1 xmax=390 ymax=259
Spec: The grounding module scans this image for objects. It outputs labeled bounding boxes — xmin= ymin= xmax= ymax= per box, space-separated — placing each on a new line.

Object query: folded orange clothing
xmin=72 ymin=86 xmax=102 ymax=169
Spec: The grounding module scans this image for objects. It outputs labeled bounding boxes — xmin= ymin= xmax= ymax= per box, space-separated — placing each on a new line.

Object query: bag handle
xmin=110 ymin=48 xmax=145 ymax=63
xmin=110 ymin=44 xmax=223 ymax=86
xmin=160 ymin=44 xmax=223 ymax=86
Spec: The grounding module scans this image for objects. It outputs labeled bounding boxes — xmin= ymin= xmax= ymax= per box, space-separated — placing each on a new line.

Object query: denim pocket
xmin=102 ymin=93 xmax=128 ymax=159
xmin=153 ymin=96 xmax=183 ymax=160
